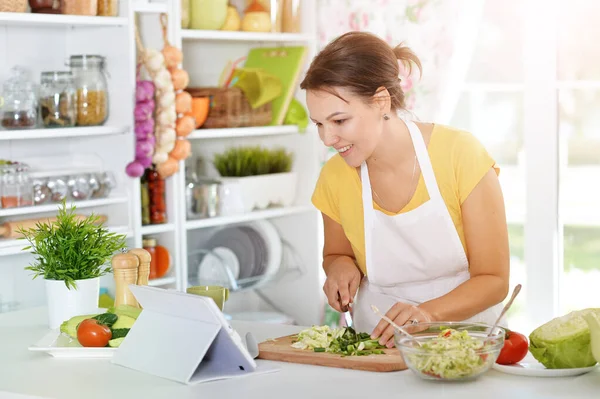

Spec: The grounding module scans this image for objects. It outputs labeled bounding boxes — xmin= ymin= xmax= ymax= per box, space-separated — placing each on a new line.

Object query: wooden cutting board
xmin=257 ymin=334 xmax=406 ymax=372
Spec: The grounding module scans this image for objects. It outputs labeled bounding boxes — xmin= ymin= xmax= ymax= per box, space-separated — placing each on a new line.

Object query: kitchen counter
xmin=0 ymin=307 xmax=598 ymax=399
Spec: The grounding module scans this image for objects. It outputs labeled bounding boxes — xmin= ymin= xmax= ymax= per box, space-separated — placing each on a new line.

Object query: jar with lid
xmin=97 ymin=0 xmax=118 ymax=16
xmin=145 ymin=167 xmax=167 ymax=224
xmin=0 ymin=163 xmax=33 ymax=209
xmin=62 ymin=0 xmax=97 ymax=15
xmin=39 ymin=71 xmax=76 ymax=128
xmin=142 ymin=238 xmax=171 ymax=279
xmin=0 ymin=66 xmax=37 ymax=130
xmin=67 ymin=55 xmax=109 ymax=126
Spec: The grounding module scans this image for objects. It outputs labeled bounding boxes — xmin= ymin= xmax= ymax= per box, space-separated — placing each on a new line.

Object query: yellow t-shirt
xmin=311 ymin=124 xmax=499 ymax=275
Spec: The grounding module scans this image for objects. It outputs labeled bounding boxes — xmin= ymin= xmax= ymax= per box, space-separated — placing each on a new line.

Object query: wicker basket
xmin=0 ymin=0 xmax=27 ymax=12
xmin=186 ymin=87 xmax=272 ymax=129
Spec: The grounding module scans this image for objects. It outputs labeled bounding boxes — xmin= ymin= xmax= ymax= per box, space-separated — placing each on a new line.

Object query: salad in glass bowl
xmin=394 ymin=322 xmax=505 ymax=381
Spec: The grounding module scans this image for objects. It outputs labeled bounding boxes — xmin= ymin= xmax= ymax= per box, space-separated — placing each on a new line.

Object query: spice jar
xmin=0 ymin=66 xmax=37 ymax=130
xmin=145 ymin=167 xmax=167 ymax=224
xmin=97 ymin=0 xmax=118 ymax=16
xmin=62 ymin=0 xmax=97 ymax=15
xmin=142 ymin=238 xmax=171 ymax=279
xmin=0 ymin=163 xmax=33 ymax=209
xmin=39 ymin=71 xmax=76 ymax=128
xmin=67 ymin=55 xmax=109 ymax=126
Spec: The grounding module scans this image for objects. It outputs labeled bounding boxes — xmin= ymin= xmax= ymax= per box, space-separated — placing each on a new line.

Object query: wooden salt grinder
xmin=128 ymin=248 xmax=151 ymax=286
xmin=112 ymin=253 xmax=140 ymax=308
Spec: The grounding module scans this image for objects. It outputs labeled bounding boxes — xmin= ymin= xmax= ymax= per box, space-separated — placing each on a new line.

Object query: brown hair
xmin=300 ymin=31 xmax=422 ymax=111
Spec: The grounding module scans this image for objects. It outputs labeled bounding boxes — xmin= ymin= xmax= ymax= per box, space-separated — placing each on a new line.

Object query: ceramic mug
xmin=187 ymin=285 xmax=229 ymax=310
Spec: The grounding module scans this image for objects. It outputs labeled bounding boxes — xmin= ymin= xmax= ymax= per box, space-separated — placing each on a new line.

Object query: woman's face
xmin=307 ymin=87 xmax=385 ymax=168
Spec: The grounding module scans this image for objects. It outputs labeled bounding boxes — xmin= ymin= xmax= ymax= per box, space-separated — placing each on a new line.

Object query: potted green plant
xmin=212 ymin=146 xmax=296 ymax=212
xmin=18 ymin=201 xmax=127 ymax=329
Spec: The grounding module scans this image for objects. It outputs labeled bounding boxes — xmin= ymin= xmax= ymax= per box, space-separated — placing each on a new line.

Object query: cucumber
xmin=108 ymin=337 xmax=125 ymax=348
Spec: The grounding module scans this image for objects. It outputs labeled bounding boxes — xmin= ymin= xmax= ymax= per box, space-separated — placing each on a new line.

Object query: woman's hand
xmin=371 ymin=303 xmax=434 ymax=348
xmin=323 ymin=257 xmax=362 ymax=312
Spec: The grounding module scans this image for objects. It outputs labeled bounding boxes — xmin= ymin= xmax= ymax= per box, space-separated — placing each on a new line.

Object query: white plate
xmin=492 ymin=353 xmax=597 ymax=377
xmin=244 ymin=220 xmax=282 ymax=288
xmin=28 ymin=328 xmax=116 ymax=358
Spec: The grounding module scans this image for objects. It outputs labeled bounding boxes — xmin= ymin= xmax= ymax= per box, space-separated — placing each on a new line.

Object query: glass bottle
xmin=67 ymin=55 xmax=109 ymax=126
xmin=39 ymin=71 xmax=76 ymax=128
xmin=145 ymin=168 xmax=166 ymax=224
xmin=0 ymin=66 xmax=37 ymax=130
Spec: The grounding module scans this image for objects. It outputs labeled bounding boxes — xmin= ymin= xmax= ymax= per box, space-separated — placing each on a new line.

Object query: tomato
xmin=77 ymin=319 xmax=112 ymax=347
xmin=496 ymin=330 xmax=529 ymax=365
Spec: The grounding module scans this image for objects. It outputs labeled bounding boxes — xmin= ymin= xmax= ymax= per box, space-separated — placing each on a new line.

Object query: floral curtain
xmin=315 ymin=0 xmax=465 ymax=163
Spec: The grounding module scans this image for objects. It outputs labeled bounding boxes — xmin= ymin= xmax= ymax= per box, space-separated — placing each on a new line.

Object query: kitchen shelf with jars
xmin=161 ymin=0 xmax=324 ymax=326
xmin=0 ymin=1 xmax=186 ymax=312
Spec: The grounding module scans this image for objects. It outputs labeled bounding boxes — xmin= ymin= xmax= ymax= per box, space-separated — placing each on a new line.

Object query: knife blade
xmin=338 ymin=293 xmax=353 ymax=327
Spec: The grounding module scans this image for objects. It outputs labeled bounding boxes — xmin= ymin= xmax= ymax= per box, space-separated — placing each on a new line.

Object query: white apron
xmin=352 ymin=118 xmax=504 ymax=333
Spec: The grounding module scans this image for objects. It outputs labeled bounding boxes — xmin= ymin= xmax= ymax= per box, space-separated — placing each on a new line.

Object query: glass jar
xmin=145 ymin=168 xmax=166 ymax=224
xmin=62 ymin=0 xmax=97 ymax=15
xmin=0 ymin=163 xmax=33 ymax=209
xmin=67 ymin=55 xmax=109 ymax=126
xmin=0 ymin=66 xmax=37 ymax=130
xmin=142 ymin=238 xmax=170 ymax=279
xmin=245 ymin=0 xmax=283 ymax=32
xmin=181 ymin=0 xmax=190 ymax=28
xmin=97 ymin=0 xmax=118 ymax=16
xmin=39 ymin=71 xmax=76 ymax=128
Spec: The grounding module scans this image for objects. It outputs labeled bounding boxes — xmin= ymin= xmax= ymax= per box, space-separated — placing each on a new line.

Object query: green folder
xmin=242 ymin=46 xmax=308 ymax=125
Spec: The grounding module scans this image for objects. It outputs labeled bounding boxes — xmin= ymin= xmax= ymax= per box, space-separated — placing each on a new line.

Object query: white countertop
xmin=0 ymin=307 xmax=598 ymax=399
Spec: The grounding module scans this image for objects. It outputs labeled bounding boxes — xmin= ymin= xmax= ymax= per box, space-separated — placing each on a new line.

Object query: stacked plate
xmin=195 ymin=220 xmax=282 ymax=290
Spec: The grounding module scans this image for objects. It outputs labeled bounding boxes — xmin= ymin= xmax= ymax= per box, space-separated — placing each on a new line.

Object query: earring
xmin=383 ymin=114 xmax=390 ymax=120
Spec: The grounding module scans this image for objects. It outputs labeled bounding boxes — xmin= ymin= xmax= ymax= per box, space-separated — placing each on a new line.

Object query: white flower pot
xmin=45 ymin=277 xmax=100 ymax=329
xmin=220 ymin=172 xmax=297 ymax=213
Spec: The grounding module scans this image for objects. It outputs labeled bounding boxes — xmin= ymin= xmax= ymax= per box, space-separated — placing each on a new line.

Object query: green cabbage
xmin=529 ymin=308 xmax=600 ymax=369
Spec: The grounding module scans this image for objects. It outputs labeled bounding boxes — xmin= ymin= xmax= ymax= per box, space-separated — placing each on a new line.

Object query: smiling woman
xmin=301 ymin=31 xmax=510 ymax=348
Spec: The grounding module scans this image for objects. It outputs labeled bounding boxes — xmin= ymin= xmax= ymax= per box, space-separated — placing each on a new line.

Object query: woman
xmin=301 ymin=31 xmax=510 ymax=348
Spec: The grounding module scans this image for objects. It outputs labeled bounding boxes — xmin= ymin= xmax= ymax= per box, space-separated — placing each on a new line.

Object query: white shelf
xmin=148 ymin=276 xmax=177 ymax=286
xmin=181 ymin=29 xmax=313 ymax=43
xmin=186 ymin=206 xmax=314 ymax=231
xmin=188 ymin=125 xmax=300 ymax=140
xmin=0 ymin=126 xmax=129 ymax=141
xmin=0 ymin=12 xmax=128 ymax=27
xmin=0 ymin=196 xmax=129 ymax=218
xmin=133 ymin=2 xmax=169 ymax=13
xmin=0 ymin=226 xmax=132 ymax=257
xmin=140 ymin=223 xmax=175 ymax=235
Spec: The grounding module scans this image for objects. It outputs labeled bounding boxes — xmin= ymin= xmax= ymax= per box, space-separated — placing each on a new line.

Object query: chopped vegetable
xmin=529 ymin=308 xmax=600 ymax=369
xmin=291 ymin=326 xmax=386 ymax=357
xmin=108 ymin=304 xmax=142 ymax=320
xmin=92 ymin=313 xmax=118 ymax=328
xmin=108 ymin=337 xmax=125 ymax=348
xmin=407 ymin=328 xmax=490 ymax=379
xmin=110 ymin=328 xmax=130 ymax=339
xmin=60 ymin=313 xmax=99 ymax=339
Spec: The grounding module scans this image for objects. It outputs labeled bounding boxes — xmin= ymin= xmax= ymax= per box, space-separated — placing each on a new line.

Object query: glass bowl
xmin=394 ymin=322 xmax=505 ymax=381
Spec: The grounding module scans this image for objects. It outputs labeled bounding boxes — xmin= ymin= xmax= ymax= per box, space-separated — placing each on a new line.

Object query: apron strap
xmin=403 ymin=119 xmax=444 ymax=204
xmin=361 ymin=162 xmax=374 ymax=278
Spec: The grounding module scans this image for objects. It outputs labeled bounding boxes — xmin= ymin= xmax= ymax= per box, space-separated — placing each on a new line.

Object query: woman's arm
xmin=418 ymin=168 xmax=510 ymax=320
xmin=321 ymin=214 xmax=363 ymax=312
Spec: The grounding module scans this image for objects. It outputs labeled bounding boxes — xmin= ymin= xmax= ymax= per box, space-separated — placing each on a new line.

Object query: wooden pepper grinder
xmin=128 ymin=248 xmax=151 ymax=286
xmin=112 ymin=253 xmax=140 ymax=308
